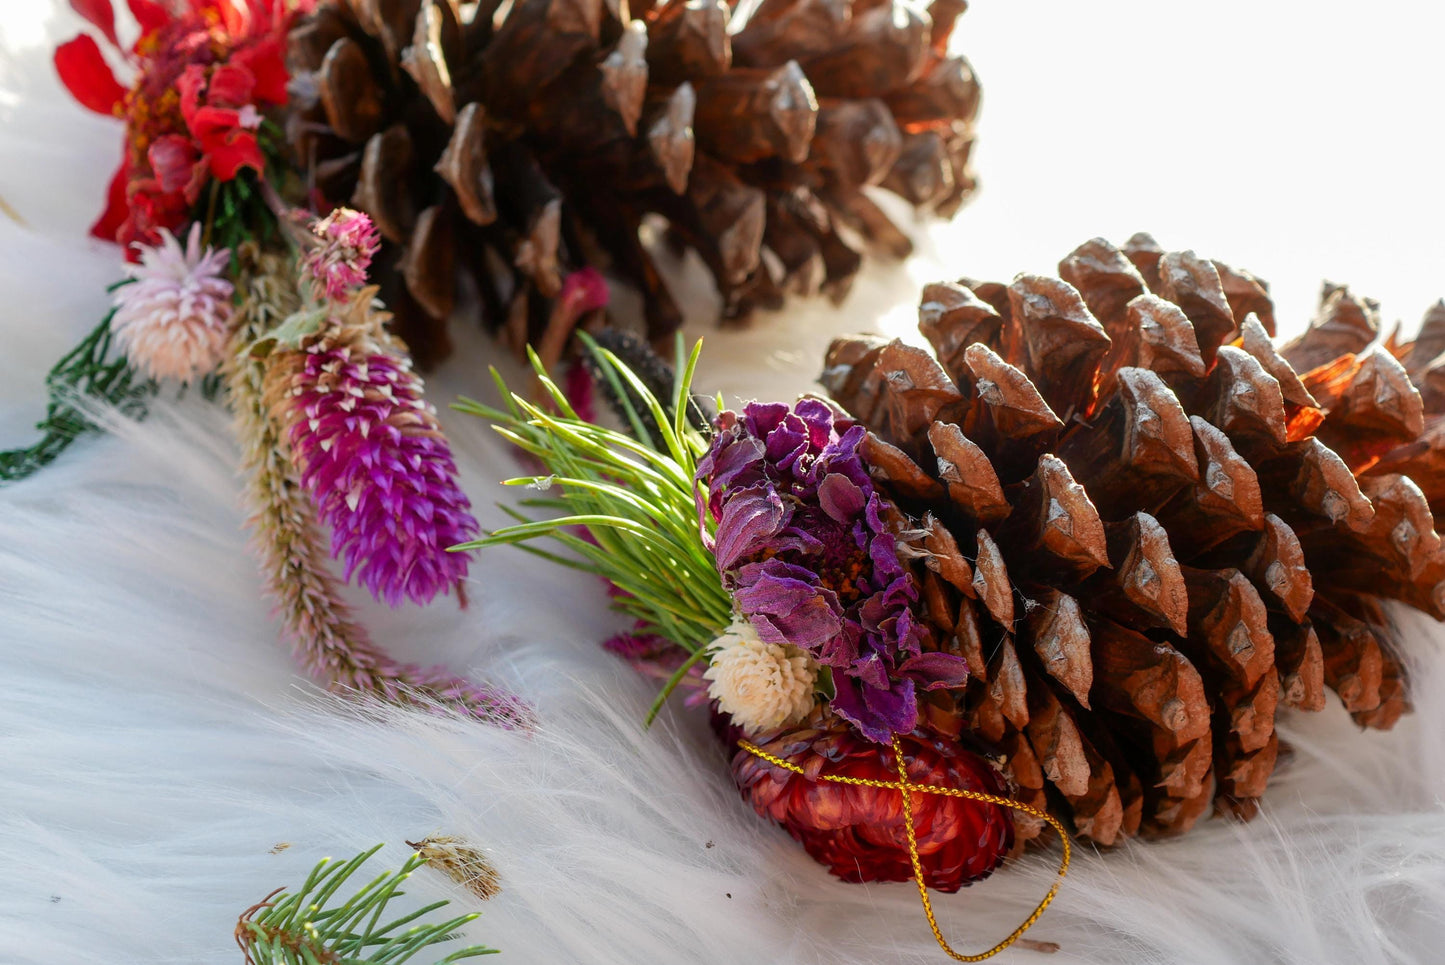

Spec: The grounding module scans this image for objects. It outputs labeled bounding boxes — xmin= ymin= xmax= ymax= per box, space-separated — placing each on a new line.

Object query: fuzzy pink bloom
xmin=303 ymin=208 xmax=380 ymax=301
xmin=112 ymin=223 xmax=233 ymax=382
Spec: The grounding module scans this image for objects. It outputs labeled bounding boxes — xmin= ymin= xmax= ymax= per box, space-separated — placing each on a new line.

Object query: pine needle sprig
xmin=0 ymin=300 xmax=157 ymax=484
xmin=453 ymin=336 xmax=732 ymax=719
xmin=235 ymin=844 xmax=498 ymax=965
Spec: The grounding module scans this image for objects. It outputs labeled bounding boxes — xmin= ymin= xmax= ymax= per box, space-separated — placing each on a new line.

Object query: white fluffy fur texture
xmin=4 ymin=4 xmax=1445 ymax=964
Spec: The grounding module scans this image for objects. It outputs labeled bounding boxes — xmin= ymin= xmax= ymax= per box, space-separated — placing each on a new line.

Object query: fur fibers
xmin=4 ymin=5 xmax=1445 ymax=963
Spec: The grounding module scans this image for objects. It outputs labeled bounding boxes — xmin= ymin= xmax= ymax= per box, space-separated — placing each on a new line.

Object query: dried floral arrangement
xmin=9 ymin=0 xmax=530 ymax=727
xmin=284 ymin=0 xmax=982 ymax=367
xmin=465 ymin=237 xmax=1445 ymax=958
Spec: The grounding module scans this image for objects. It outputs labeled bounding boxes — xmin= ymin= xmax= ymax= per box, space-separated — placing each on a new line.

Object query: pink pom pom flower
xmin=302 ymin=207 xmax=380 ymax=301
xmin=111 ymin=223 xmax=233 ymax=382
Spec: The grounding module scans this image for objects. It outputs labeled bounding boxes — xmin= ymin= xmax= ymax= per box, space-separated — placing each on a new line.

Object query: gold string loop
xmin=738 ymin=737 xmax=1070 ymax=962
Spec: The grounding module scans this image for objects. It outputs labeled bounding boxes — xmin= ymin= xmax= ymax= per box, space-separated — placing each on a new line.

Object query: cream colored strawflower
xmin=704 ymin=617 xmax=819 ymax=734
xmin=112 ymin=223 xmax=234 ymax=382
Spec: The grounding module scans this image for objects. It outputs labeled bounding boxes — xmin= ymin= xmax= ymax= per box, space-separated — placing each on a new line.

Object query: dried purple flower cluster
xmin=284 ymin=326 xmax=478 ymax=607
xmin=697 ymin=400 xmax=968 ymax=743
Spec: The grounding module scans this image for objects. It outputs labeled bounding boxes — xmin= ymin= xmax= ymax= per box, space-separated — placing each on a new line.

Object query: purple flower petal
xmin=898 ymin=652 xmax=971 ymax=689
xmin=793 ymin=397 xmax=836 ymax=450
xmin=733 ymin=559 xmax=842 ymax=652
xmin=707 ymin=431 xmax=765 ymax=496
xmin=818 ymin=472 xmax=866 ymax=523
xmin=853 ymin=652 xmax=891 ymax=690
xmin=744 ymin=401 xmax=790 ymax=437
xmin=830 ymin=674 xmax=918 ymax=745
xmin=714 ymin=484 xmax=790 ymax=569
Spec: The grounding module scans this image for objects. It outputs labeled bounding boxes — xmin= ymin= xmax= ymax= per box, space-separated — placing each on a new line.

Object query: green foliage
xmin=0 ymin=303 xmax=157 ymax=484
xmin=453 ymin=335 xmax=732 ymax=721
xmin=236 ymin=845 xmax=498 ymax=965
xmin=208 ymin=171 xmax=281 ymax=259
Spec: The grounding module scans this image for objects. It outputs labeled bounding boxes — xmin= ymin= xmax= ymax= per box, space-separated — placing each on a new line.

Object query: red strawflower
xmin=731 ymin=708 xmax=1015 ymax=892
xmin=54 ymin=0 xmax=297 ymax=256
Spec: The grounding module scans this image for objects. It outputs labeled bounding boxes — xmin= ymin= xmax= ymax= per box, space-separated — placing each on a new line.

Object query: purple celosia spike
xmin=285 ymin=334 xmax=479 ymax=607
xmin=697 ymin=399 xmax=969 ymax=743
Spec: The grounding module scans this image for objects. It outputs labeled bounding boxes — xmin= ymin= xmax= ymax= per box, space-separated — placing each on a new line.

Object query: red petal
xmin=177 ymin=64 xmax=207 ymax=121
xmin=124 ymin=184 xmax=190 ymax=252
xmin=189 ymin=103 xmax=242 ymax=141
xmin=146 ymin=134 xmax=201 ymax=194
xmin=125 ymin=0 xmax=170 ymax=39
xmin=54 ymin=35 xmax=126 ymax=116
xmin=188 ymin=106 xmax=264 ymax=179
xmin=89 ymin=162 xmax=129 ymax=243
xmin=207 ymin=131 xmax=265 ymax=180
xmin=69 ymin=0 xmax=119 ymax=48
xmin=206 ymin=63 xmax=255 ymax=107
xmin=231 ymin=36 xmax=289 ymax=104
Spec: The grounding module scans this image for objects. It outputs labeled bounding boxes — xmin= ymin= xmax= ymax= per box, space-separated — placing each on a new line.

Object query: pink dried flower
xmin=267 ymin=297 xmax=479 ymax=607
xmin=602 ymin=624 xmax=710 ymax=706
xmin=303 ymin=207 xmax=379 ymax=301
xmin=112 ymin=223 xmax=233 ymax=382
xmin=558 ymin=267 xmax=610 ymax=318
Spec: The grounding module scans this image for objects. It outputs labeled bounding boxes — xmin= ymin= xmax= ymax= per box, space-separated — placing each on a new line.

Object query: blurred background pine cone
xmin=286 ymin=0 xmax=981 ymax=368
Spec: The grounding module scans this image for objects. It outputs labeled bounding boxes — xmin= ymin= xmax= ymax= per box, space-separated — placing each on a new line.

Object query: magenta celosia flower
xmin=286 ymin=336 xmax=478 ymax=607
xmin=111 ymin=223 xmax=233 ymax=382
xmin=696 ymin=400 xmax=969 ymax=743
xmin=302 ymin=207 xmax=379 ymax=301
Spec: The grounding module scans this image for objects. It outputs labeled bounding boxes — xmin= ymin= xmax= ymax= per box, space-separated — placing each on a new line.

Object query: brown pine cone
xmin=819 ymin=234 xmax=1445 ymax=845
xmin=285 ymin=0 xmax=980 ymax=368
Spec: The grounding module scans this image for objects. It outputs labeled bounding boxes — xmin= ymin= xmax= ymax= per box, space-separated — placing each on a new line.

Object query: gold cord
xmin=738 ymin=737 xmax=1071 ymax=961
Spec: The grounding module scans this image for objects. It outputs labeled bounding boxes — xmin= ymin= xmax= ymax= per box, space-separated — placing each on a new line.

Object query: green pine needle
xmin=0 ymin=304 xmax=157 ymax=484
xmin=452 ymin=336 xmax=732 ymax=669
xmin=236 ymin=845 xmax=498 ymax=965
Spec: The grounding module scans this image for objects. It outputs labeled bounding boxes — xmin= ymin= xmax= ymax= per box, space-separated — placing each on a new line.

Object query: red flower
xmin=52 ymin=0 xmax=295 ymax=252
xmin=178 ymin=63 xmax=266 ymax=180
xmin=731 ymin=708 xmax=1015 ymax=891
xmin=189 ymin=106 xmax=265 ymax=180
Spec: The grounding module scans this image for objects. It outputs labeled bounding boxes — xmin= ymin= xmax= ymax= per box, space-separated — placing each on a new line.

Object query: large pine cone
xmin=733 ymin=707 xmax=1015 ymax=891
xmin=821 ymin=233 xmax=1445 ymax=846
xmin=286 ymin=0 xmax=980 ymax=367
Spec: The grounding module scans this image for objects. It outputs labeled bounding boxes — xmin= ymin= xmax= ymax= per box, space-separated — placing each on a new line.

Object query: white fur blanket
xmin=3 ymin=3 xmax=1444 ymax=963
